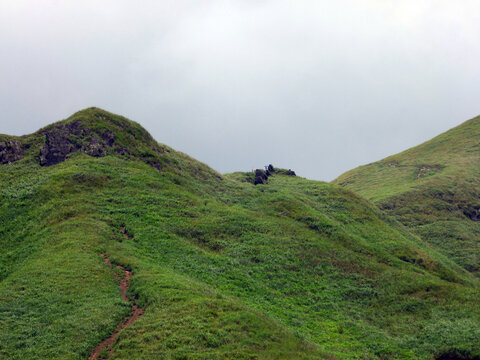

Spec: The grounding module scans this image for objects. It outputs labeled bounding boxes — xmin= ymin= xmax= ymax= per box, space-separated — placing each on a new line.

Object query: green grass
xmin=333 ymin=114 xmax=480 ymax=276
xmin=1 ymin=108 xmax=480 ymax=359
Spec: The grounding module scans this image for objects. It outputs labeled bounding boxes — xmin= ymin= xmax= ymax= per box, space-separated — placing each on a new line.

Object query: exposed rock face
xmin=83 ymin=135 xmax=107 ymax=157
xmin=0 ymin=140 xmax=23 ymax=164
xmin=461 ymin=205 xmax=480 ymax=222
xmin=39 ymin=120 xmax=114 ymax=166
xmin=254 ymin=169 xmax=268 ymax=185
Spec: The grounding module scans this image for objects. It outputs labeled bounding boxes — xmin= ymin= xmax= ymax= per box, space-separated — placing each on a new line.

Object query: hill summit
xmin=1 ymin=107 xmax=166 ymax=169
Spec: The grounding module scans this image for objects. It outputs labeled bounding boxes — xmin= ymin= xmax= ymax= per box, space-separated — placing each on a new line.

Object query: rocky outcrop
xmin=253 ymin=164 xmax=296 ymax=185
xmin=0 ymin=139 xmax=23 ymax=164
xmin=265 ymin=164 xmax=274 ymax=176
xmin=39 ymin=120 xmax=114 ymax=166
xmin=254 ymin=169 xmax=268 ymax=185
xmin=460 ymin=205 xmax=480 ymax=222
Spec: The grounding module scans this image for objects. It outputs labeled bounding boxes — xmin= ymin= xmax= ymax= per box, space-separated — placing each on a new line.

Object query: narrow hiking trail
xmin=89 ymin=254 xmax=144 ymax=360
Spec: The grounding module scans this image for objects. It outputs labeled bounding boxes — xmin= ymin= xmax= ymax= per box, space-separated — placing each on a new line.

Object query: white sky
xmin=1 ymin=0 xmax=479 ymax=180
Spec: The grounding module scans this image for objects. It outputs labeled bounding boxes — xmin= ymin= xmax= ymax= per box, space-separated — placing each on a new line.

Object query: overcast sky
xmin=1 ymin=1 xmax=479 ymax=181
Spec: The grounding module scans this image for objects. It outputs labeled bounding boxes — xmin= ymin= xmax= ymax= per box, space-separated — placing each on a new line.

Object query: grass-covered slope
xmin=333 ymin=115 xmax=480 ymax=276
xmin=1 ymin=108 xmax=480 ymax=360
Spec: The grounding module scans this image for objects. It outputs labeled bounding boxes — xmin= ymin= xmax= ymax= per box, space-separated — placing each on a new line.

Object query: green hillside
xmin=1 ymin=108 xmax=480 ymax=360
xmin=334 ymin=115 xmax=480 ymax=277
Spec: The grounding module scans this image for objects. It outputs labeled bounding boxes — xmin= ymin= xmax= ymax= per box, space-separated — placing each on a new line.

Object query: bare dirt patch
xmin=89 ymin=254 xmax=144 ymax=360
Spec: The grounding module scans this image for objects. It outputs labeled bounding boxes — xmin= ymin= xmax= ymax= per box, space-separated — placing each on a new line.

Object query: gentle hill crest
xmin=334 ymin=114 xmax=480 ymax=200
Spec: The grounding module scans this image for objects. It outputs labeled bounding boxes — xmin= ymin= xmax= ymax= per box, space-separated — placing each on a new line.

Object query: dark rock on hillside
xmin=115 ymin=147 xmax=131 ymax=155
xmin=254 ymin=169 xmax=268 ymax=185
xmin=460 ymin=205 xmax=480 ymax=222
xmin=39 ymin=120 xmax=114 ymax=166
xmin=266 ymin=164 xmax=275 ymax=176
xmin=252 ymin=164 xmax=296 ymax=185
xmin=0 ymin=139 xmax=23 ymax=164
xmin=101 ymin=130 xmax=115 ymax=146
xmin=151 ymin=162 xmax=162 ymax=171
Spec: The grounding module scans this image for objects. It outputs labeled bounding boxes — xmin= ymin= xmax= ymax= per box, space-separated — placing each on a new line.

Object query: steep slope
xmin=334 ymin=115 xmax=480 ymax=276
xmin=1 ymin=108 xmax=479 ymax=360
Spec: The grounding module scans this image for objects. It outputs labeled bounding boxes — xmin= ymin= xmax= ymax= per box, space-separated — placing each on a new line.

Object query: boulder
xmin=254 ymin=169 xmax=268 ymax=185
xmin=0 ymin=140 xmax=23 ymax=164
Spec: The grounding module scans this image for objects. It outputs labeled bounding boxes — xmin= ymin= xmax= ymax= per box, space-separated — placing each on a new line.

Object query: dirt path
xmin=89 ymin=254 xmax=144 ymax=360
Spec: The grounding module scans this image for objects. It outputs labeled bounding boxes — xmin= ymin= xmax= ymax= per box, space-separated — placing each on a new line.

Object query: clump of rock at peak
xmin=37 ymin=108 xmax=166 ymax=170
xmin=253 ymin=164 xmax=296 ymax=185
xmin=0 ymin=139 xmax=24 ymax=164
xmin=39 ymin=119 xmax=114 ymax=166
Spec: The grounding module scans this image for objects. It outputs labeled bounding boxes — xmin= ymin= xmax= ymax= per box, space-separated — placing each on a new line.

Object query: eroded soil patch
xmin=89 ymin=254 xmax=143 ymax=360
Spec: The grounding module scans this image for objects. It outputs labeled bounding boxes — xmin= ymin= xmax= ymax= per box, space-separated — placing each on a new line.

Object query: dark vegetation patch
xmin=435 ymin=350 xmax=480 ymax=360
xmin=396 ymin=249 xmax=438 ymax=272
xmin=71 ymin=173 xmax=110 ymax=188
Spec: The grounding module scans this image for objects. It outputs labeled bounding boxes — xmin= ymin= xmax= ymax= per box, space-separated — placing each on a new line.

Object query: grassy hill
xmin=1 ymin=108 xmax=480 ymax=360
xmin=333 ymin=115 xmax=480 ymax=277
